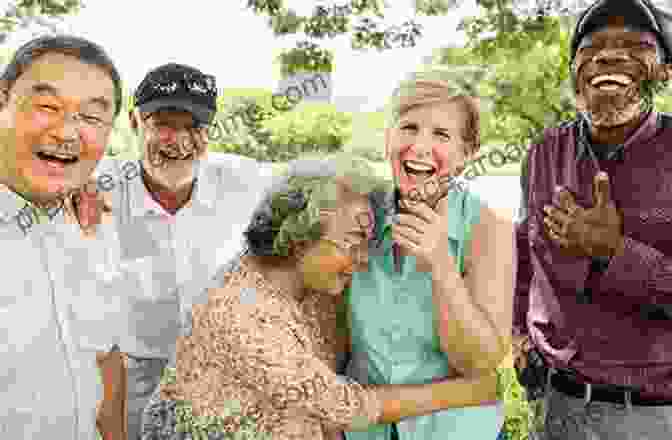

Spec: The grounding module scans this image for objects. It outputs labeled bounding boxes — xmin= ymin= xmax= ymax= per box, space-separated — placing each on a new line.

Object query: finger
xmin=546 ymin=224 xmax=572 ymax=247
xmin=414 ymin=175 xmax=443 ymax=207
xmin=84 ymin=181 xmax=102 ymax=227
xmin=399 ymin=194 xmax=422 ymax=211
xmin=77 ymin=182 xmax=103 ymax=232
xmin=555 ymin=186 xmax=577 ymax=214
xmin=399 ymin=200 xmax=439 ymax=225
xmin=543 ymin=205 xmax=572 ymax=229
xmin=392 ymin=224 xmax=422 ymax=246
xmin=543 ymin=216 xmax=564 ymax=236
xmin=395 ymin=213 xmax=428 ymax=234
xmin=515 ymin=355 xmax=527 ymax=371
xmin=62 ymin=195 xmax=78 ymax=225
xmin=392 ymin=228 xmax=419 ymax=249
xmin=593 ymin=171 xmax=611 ymax=208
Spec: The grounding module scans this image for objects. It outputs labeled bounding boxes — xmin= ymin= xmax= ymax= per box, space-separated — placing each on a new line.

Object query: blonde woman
xmin=140 ymin=155 xmax=500 ymax=440
xmin=344 ymin=71 xmax=515 ymax=440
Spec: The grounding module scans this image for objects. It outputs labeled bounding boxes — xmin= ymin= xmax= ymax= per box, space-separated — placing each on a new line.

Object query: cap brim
xmin=137 ymin=98 xmax=214 ymax=125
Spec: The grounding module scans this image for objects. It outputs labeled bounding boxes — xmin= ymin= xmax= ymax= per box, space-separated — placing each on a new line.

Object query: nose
xmin=411 ymin=134 xmax=433 ymax=159
xmin=176 ymin=131 xmax=194 ymax=154
xmin=50 ymin=116 xmax=80 ymax=145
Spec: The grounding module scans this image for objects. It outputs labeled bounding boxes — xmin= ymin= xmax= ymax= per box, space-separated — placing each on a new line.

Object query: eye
xmin=38 ymin=105 xmax=59 ymax=112
xmin=633 ymin=42 xmax=655 ymax=51
xmin=81 ymin=115 xmax=103 ymax=124
xmin=436 ymin=131 xmax=451 ymax=140
xmin=400 ymin=123 xmax=418 ymax=132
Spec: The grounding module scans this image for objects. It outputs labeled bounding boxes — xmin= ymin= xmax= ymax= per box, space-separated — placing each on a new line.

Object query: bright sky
xmin=4 ymin=0 xmax=480 ymax=111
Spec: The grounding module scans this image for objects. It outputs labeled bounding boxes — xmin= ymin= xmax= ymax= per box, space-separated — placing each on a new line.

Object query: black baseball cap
xmin=134 ymin=63 xmax=218 ymax=125
xmin=571 ymin=0 xmax=672 ymax=63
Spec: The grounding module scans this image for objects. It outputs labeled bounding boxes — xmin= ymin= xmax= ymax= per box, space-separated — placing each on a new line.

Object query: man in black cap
xmin=514 ymin=0 xmax=672 ymax=438
xmin=91 ymin=63 xmax=279 ymax=439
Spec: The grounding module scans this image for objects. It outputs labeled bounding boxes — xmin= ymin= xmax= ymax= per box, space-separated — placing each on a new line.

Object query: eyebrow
xmin=398 ymin=119 xmax=451 ymax=131
xmin=30 ymin=82 xmax=112 ymax=112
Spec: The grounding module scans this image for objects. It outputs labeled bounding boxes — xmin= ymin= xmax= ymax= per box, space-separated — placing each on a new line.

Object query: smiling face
xmin=574 ymin=25 xmax=661 ymax=128
xmin=386 ymin=98 xmax=474 ymax=208
xmin=0 ymin=52 xmax=116 ymax=205
xmin=298 ymin=182 xmax=373 ymax=296
xmin=134 ymin=108 xmax=207 ymax=192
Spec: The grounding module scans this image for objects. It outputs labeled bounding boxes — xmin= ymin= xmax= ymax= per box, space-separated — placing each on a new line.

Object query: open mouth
xmin=590 ymin=73 xmax=633 ymax=91
xmin=35 ymin=151 xmax=79 ymax=166
xmin=158 ymin=148 xmax=194 ymax=162
xmin=403 ymin=160 xmax=436 ymax=180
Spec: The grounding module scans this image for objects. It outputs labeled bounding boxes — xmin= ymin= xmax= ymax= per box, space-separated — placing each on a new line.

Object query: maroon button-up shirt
xmin=515 ymin=110 xmax=672 ymax=398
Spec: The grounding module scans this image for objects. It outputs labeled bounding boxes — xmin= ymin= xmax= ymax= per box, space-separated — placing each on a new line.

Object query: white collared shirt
xmin=0 ymin=184 xmax=146 ymax=440
xmin=94 ymin=153 xmax=278 ymax=364
xmin=0 ymin=153 xmax=276 ymax=439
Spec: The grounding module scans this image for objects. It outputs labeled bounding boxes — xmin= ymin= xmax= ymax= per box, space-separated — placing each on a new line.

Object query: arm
xmin=199 ymin=289 xmax=496 ymax=433
xmin=594 ymin=236 xmax=672 ymax=307
xmin=96 ymin=347 xmax=128 ymax=440
xmin=431 ymin=204 xmax=515 ymax=377
xmin=373 ymin=372 xmax=498 ymax=424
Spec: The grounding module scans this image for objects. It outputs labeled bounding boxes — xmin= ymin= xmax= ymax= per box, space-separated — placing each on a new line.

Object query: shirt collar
xmin=0 ymin=185 xmax=28 ymax=223
xmin=128 ymin=160 xmax=215 ymax=218
xmin=576 ymin=110 xmax=660 ymax=162
xmin=0 ymin=185 xmax=68 ymax=226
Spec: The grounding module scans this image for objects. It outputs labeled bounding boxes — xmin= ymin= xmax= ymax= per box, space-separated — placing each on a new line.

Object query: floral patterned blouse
xmin=141 ymin=248 xmax=381 ymax=440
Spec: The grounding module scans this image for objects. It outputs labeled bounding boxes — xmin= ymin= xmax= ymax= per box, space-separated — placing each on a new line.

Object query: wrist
xmin=431 ymin=262 xmax=462 ymax=286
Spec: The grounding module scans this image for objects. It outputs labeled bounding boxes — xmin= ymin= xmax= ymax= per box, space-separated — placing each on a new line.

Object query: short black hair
xmin=0 ymin=34 xmax=123 ymax=117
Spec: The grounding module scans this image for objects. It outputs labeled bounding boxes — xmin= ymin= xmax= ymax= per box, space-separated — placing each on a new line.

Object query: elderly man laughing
xmin=514 ymin=0 xmax=672 ymax=439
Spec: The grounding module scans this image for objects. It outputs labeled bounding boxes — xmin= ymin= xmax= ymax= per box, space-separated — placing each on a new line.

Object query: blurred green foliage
xmin=0 ymin=0 xmax=82 ymax=42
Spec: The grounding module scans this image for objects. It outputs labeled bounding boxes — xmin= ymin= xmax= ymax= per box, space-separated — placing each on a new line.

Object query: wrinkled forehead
xmin=9 ymin=53 xmax=115 ymax=111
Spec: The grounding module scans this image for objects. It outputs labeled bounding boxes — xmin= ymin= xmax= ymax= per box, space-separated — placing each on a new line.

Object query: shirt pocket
xmin=68 ymin=253 xmax=180 ymax=359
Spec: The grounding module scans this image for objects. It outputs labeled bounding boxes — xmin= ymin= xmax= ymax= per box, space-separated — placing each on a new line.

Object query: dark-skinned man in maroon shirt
xmin=514 ymin=0 xmax=672 ymax=438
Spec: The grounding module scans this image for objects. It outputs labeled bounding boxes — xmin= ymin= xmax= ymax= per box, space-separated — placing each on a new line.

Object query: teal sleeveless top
xmin=344 ymin=188 xmax=504 ymax=440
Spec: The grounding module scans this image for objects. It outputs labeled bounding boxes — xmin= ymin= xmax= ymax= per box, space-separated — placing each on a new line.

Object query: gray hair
xmin=244 ymin=154 xmax=392 ymax=256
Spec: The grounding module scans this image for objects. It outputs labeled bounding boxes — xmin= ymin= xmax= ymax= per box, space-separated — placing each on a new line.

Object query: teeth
xmin=160 ymin=148 xmax=192 ymax=160
xmin=404 ymin=161 xmax=435 ymax=173
xmin=39 ymin=151 xmax=75 ymax=160
xmin=591 ymin=74 xmax=633 ymax=86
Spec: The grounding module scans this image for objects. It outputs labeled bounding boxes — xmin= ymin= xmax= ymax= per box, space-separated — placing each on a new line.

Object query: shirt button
xmin=383 ymin=324 xmax=406 ymax=342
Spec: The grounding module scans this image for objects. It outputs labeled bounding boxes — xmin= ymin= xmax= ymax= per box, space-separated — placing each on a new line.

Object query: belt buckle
xmin=590 ymin=382 xmax=632 ymax=409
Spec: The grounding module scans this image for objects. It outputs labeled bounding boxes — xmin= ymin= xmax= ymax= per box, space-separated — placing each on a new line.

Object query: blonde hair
xmin=387 ymin=68 xmax=483 ymax=156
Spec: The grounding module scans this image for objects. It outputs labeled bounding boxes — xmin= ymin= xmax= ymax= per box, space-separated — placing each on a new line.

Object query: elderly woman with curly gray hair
xmin=140 ymin=153 xmax=499 ymax=440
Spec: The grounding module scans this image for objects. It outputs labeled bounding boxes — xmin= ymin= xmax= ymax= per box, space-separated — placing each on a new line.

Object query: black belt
xmin=551 ymin=370 xmax=672 ymax=406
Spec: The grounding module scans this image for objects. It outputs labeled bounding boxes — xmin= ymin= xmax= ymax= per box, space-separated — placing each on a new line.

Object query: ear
xmin=128 ymin=109 xmax=137 ymax=131
xmin=456 ymin=144 xmax=474 ymax=176
xmin=290 ymin=239 xmax=309 ymax=260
